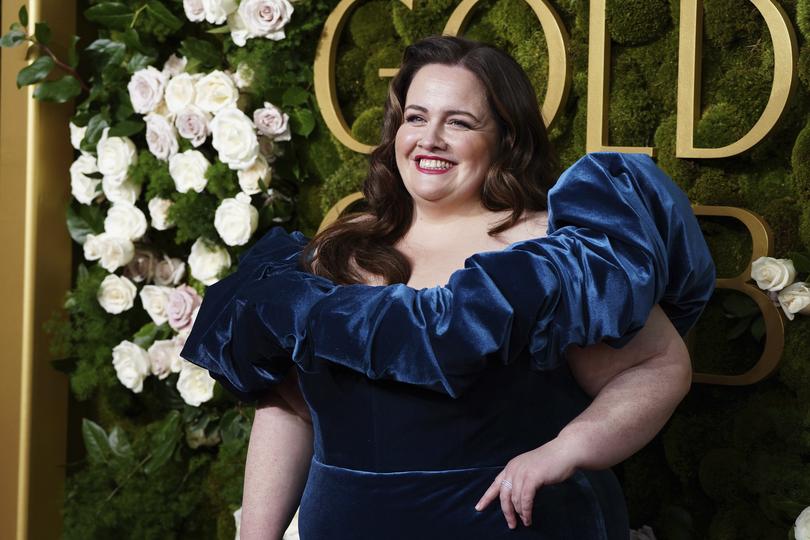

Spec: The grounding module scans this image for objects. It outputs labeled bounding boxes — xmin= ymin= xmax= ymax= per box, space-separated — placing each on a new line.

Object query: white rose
xmin=162 ymin=54 xmax=188 ymax=76
xmin=210 ymin=107 xmax=259 ymax=170
xmin=145 ymin=113 xmax=179 ymax=161
xmin=777 ymin=282 xmax=810 ymax=321
xmin=183 ymin=0 xmax=205 ymax=21
xmin=177 ymin=360 xmax=216 ymax=406
xmin=233 ymin=63 xmax=254 ymax=89
xmin=97 ymin=274 xmax=137 ymax=314
xmin=175 ymin=105 xmax=211 ymax=147
xmin=148 ymin=197 xmax=175 ymax=231
xmin=215 ymin=192 xmax=259 ymax=246
xmin=238 ymin=154 xmax=270 ymax=195
xmin=169 ymin=150 xmax=211 ymax=193
xmin=795 ymin=506 xmax=810 ymax=540
xmin=231 ymin=0 xmax=294 ymax=46
xmin=112 ymin=340 xmax=150 ymax=393
xmin=127 ymin=66 xmax=168 ymax=115
xmin=253 ymin=101 xmax=291 ymax=141
xmin=70 ymin=153 xmax=101 ymax=205
xmin=102 ymin=176 xmax=142 ymax=205
xmin=139 ymin=285 xmax=174 ymax=325
xmin=203 ymin=0 xmax=238 ymax=24
xmin=630 ymin=526 xmax=656 ymax=540
xmin=188 ymin=237 xmax=231 ymax=285
xmin=124 ymin=249 xmax=157 ymax=283
xmin=154 ymin=256 xmax=187 ymax=286
xmin=104 ymin=202 xmax=148 ymax=241
xmin=96 ymin=128 xmax=137 ymax=185
xmin=194 ymin=70 xmax=239 ymax=114
xmin=751 ymin=256 xmax=796 ymax=292
xmin=165 ymin=73 xmax=200 ymax=115
xmin=83 ymin=233 xmax=135 ymax=272
xmin=69 ymin=122 xmax=87 ymax=150
xmin=147 ymin=338 xmax=183 ymax=379
xmin=234 ymin=507 xmax=242 ymax=540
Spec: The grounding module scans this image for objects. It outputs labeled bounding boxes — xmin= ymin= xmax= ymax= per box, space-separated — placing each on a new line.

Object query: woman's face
xmin=394 ymin=64 xmax=499 ymax=213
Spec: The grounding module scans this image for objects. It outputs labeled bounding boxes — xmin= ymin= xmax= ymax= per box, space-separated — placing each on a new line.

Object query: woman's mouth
xmin=414 ymin=157 xmax=456 ymax=175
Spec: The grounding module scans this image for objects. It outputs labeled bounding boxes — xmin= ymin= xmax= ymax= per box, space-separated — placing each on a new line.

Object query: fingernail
xmin=475 ymin=504 xmax=481 ymax=511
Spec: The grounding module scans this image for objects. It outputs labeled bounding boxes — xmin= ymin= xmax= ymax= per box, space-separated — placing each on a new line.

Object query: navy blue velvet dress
xmin=182 ymin=153 xmax=716 ymax=539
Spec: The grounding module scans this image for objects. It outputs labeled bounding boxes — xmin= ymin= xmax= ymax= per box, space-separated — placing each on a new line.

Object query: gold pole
xmin=1 ymin=0 xmax=74 ymax=538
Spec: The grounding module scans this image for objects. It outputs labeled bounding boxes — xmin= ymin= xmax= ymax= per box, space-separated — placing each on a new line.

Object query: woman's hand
xmin=475 ymin=437 xmax=580 ymax=529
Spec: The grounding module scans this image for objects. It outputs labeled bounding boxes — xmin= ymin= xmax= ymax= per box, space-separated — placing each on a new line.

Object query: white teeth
xmin=418 ymin=158 xmax=453 ymax=170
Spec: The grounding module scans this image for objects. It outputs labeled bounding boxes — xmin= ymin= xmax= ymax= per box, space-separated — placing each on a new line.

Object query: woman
xmin=182 ymin=36 xmax=715 ymax=538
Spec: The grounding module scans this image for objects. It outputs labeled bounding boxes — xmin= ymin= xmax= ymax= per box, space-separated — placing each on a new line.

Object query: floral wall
xmin=3 ymin=0 xmax=810 ymax=538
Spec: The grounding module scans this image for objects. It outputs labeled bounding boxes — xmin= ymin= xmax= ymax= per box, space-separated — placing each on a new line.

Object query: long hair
xmin=301 ymin=35 xmax=558 ymax=285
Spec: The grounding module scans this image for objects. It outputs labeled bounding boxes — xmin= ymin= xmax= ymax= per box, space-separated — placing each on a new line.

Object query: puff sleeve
xmin=182 ymin=153 xmax=715 ymax=399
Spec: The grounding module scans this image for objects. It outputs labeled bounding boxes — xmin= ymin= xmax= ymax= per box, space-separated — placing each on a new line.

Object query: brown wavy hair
xmin=301 ymin=35 xmax=558 ymax=285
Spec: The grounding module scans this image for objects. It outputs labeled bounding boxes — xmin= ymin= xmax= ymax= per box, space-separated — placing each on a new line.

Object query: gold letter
xmin=442 ymin=0 xmax=571 ymax=127
xmin=690 ymin=206 xmax=785 ymax=386
xmin=314 ymin=0 xmax=415 ymax=154
xmin=586 ymin=0 xmax=654 ymax=156
xmin=676 ymin=0 xmax=798 ymax=158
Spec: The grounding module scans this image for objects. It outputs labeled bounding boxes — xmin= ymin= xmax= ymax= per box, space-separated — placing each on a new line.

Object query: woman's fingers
xmin=499 ymin=477 xmax=518 ymax=529
xmin=520 ymin=477 xmax=540 ymax=527
xmin=475 ymin=472 xmax=503 ymax=511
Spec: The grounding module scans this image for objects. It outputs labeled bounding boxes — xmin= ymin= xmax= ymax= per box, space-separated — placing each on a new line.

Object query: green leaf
xmin=84 ymin=38 xmax=126 ymax=70
xmin=82 ymin=114 xmax=110 ymax=152
xmin=205 ymin=25 xmax=232 ymax=34
xmin=33 ymin=75 xmax=81 ymax=103
xmin=17 ymin=55 xmax=54 ymax=87
xmin=178 ymin=37 xmax=221 ymax=69
xmin=750 ymin=315 xmax=766 ymax=342
xmin=127 ymin=52 xmax=155 ymax=73
xmin=82 ymin=419 xmax=111 ymax=465
xmin=19 ymin=5 xmax=28 ymax=27
xmin=219 ymin=409 xmax=250 ymax=444
xmin=787 ymin=251 xmax=810 ymax=274
xmin=66 ymin=204 xmax=104 ymax=244
xmin=50 ymin=357 xmax=78 ymax=374
xmin=119 ymin=28 xmax=151 ymax=55
xmin=726 ymin=315 xmax=752 ymax=341
xmin=0 ymin=29 xmax=26 ymax=48
xmin=132 ymin=322 xmax=170 ymax=349
xmin=108 ymin=426 xmax=134 ymax=460
xmin=145 ymin=411 xmax=181 ymax=475
xmin=67 ymin=35 xmax=80 ymax=68
xmin=282 ymin=87 xmax=310 ymax=108
xmin=289 ymin=108 xmax=315 ymax=137
xmin=722 ymin=293 xmax=759 ymax=318
xmin=145 ymin=1 xmax=183 ymax=32
xmin=109 ymin=119 xmax=144 ymax=137
xmin=84 ymin=2 xmax=133 ymax=31
xmin=34 ymin=22 xmax=51 ymax=46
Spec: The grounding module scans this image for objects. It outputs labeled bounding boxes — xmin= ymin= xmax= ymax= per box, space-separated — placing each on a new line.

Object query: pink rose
xmin=167 ymin=284 xmax=202 ymax=332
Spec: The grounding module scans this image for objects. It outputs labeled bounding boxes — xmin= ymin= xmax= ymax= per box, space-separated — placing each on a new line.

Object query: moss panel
xmin=351 ymin=106 xmax=385 ymax=146
xmin=792 ymin=120 xmax=810 ymax=202
xmin=363 ymin=44 xmax=404 ymax=105
xmin=392 ymin=0 xmax=455 ymax=45
xmin=703 ymin=0 xmax=762 ymax=49
xmin=799 ymin=45 xmax=810 ymax=91
xmin=481 ymin=0 xmax=541 ymax=46
xmin=349 ymin=1 xmax=396 ymax=48
xmin=320 ymin=155 xmax=369 ymax=214
xmin=690 ymin=291 xmax=761 ymax=375
xmin=798 ymin=0 xmax=810 ymax=39
xmin=760 ymin=197 xmax=801 ymax=255
xmin=689 ymin=167 xmax=745 ymax=207
xmin=654 ymin=115 xmax=699 ymax=191
xmin=606 ymin=0 xmax=670 ymax=45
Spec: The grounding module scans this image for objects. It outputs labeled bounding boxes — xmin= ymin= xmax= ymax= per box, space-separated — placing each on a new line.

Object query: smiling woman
xmin=181 ymin=36 xmax=715 ymax=539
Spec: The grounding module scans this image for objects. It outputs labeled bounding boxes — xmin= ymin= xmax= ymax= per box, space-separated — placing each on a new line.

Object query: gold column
xmin=1 ymin=1 xmax=74 ymax=538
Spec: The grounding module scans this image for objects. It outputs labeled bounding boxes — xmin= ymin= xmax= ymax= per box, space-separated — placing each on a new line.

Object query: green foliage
xmin=169 ymin=192 xmax=219 ymax=244
xmin=798 ymin=0 xmax=810 ymax=39
xmin=205 ymin=161 xmax=240 ymax=200
xmin=392 ymin=0 xmax=454 ymax=45
xmin=131 ymin=150 xmax=175 ymax=200
xmin=799 ymin=45 xmax=810 ymax=90
xmin=703 ymin=0 xmax=762 ymax=48
xmin=792 ymin=120 xmax=810 ymax=202
xmin=761 ymin=197 xmax=801 ymax=255
xmin=363 ymin=44 xmax=403 ymax=105
xmin=349 ymin=1 xmax=396 ymax=47
xmin=606 ymin=0 xmax=670 ymax=45
xmin=694 ymin=103 xmax=752 ymax=149
xmin=320 ymin=154 xmax=367 ymax=214
xmin=689 ymin=168 xmax=743 ymax=206
xmin=654 ymin=115 xmax=698 ymax=191
xmin=351 ymin=106 xmax=384 ymax=146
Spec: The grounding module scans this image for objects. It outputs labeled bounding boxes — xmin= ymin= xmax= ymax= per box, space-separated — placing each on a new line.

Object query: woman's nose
xmin=417 ymin=122 xmax=446 ymax=151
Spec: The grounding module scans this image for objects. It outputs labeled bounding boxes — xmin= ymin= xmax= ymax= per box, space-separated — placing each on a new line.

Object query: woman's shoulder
xmin=496 ymin=209 xmax=549 ymax=245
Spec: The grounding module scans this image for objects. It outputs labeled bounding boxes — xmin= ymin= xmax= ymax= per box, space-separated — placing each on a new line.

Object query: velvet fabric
xmin=181 ymin=152 xmax=716 ymax=539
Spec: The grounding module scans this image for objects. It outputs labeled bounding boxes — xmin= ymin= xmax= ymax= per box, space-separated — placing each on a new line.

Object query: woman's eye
xmin=405 ymin=115 xmax=425 ymax=124
xmin=448 ymin=119 xmax=471 ymax=129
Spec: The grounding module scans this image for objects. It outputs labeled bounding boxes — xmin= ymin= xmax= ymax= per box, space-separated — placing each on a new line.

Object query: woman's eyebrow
xmin=404 ymin=104 xmax=481 ymax=122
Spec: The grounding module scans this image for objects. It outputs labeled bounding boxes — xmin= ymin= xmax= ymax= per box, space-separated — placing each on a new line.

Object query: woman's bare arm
xmin=477 ymin=305 xmax=692 ymax=528
xmin=240 ymin=370 xmax=313 ymax=540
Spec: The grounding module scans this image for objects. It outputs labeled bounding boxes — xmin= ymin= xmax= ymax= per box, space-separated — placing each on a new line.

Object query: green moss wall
xmin=293 ymin=1 xmax=810 ymax=538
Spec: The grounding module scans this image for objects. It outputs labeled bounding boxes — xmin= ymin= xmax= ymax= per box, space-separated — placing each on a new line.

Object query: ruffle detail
xmin=181 ymin=153 xmax=715 ymax=400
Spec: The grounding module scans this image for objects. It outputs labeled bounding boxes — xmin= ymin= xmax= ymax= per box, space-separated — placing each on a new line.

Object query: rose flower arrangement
xmin=67 ymin=3 xmax=295 ymax=408
xmin=750 ymin=256 xmax=810 ymax=320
